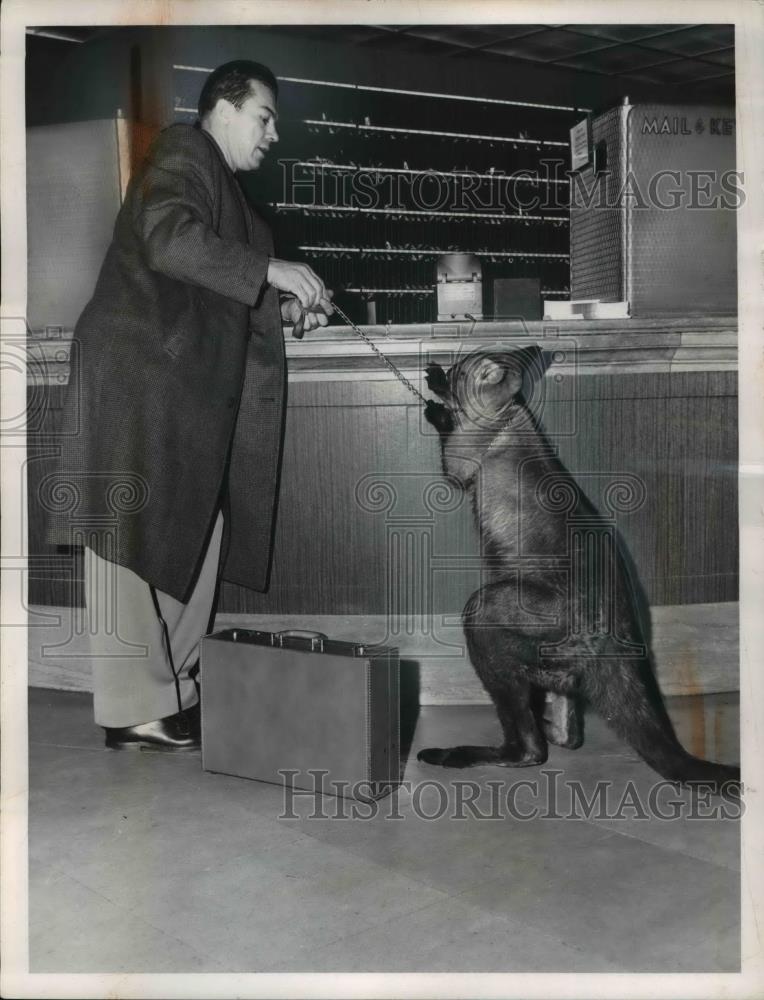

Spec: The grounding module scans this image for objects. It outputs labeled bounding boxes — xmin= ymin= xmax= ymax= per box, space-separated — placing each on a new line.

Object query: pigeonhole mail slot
xmin=200 ymin=628 xmax=400 ymax=800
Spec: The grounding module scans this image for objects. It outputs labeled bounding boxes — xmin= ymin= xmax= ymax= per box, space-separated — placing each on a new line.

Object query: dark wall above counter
xmin=25 ymin=24 xmax=736 ymax=329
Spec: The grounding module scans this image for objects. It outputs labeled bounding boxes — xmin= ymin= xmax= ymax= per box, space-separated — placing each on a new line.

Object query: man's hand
xmin=280 ymin=292 xmax=334 ymax=333
xmin=267 ymin=258 xmax=331 ymax=310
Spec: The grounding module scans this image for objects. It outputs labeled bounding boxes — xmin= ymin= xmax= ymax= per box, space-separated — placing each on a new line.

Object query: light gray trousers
xmin=83 ymin=511 xmax=224 ymax=728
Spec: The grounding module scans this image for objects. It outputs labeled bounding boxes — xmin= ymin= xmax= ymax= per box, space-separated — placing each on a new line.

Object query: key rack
xmin=173 ymin=67 xmax=582 ymax=324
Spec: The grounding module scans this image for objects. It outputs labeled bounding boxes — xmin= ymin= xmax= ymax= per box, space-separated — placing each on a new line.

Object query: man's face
xmin=222 ymin=79 xmax=279 ymax=172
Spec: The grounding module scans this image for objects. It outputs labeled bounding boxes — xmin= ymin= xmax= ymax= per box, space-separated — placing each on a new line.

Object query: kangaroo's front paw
xmin=424 ymin=399 xmax=454 ymax=433
xmin=425 ymin=362 xmax=448 ymax=393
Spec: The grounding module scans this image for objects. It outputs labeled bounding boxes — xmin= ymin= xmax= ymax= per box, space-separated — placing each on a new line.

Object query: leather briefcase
xmin=200 ymin=628 xmax=400 ymax=800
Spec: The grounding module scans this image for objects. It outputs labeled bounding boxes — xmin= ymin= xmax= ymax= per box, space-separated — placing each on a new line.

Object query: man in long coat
xmin=48 ymin=60 xmax=331 ymax=749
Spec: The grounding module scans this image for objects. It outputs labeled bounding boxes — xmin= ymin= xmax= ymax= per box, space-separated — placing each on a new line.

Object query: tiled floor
xmin=28 ymin=687 xmax=740 ymax=973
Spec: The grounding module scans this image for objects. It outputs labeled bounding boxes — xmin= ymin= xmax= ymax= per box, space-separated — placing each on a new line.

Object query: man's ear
xmin=213 ymin=97 xmax=235 ymax=123
xmin=425 ymin=362 xmax=449 ymax=397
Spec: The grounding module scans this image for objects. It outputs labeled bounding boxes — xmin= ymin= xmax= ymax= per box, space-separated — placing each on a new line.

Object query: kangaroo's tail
xmin=581 ymin=657 xmax=740 ymax=799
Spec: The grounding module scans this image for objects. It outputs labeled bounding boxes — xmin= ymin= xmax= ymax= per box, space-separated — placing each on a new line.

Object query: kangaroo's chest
xmin=475 ymin=454 xmax=568 ymax=559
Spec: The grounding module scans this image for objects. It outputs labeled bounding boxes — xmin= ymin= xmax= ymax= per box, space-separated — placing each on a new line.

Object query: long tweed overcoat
xmin=47 ymin=123 xmax=286 ymax=601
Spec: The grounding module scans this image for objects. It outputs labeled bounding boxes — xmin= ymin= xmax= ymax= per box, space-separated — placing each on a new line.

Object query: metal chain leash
xmin=330 ymin=302 xmax=430 ymax=406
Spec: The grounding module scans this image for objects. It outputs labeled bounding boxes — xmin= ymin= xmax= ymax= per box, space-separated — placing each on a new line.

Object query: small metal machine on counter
xmin=436 ymin=253 xmax=484 ymax=321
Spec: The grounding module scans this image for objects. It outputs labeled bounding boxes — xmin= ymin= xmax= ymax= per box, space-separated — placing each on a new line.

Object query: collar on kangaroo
xmin=485 ymin=408 xmax=517 ymax=449
xmin=452 ymin=408 xmax=519 ymax=491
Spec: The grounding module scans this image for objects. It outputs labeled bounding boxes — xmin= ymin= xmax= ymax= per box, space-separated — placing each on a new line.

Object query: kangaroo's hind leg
xmin=417 ymin=587 xmax=548 ymax=768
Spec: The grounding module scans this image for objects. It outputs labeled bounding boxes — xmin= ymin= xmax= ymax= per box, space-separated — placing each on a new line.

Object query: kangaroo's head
xmin=425 ymin=346 xmax=548 ymax=434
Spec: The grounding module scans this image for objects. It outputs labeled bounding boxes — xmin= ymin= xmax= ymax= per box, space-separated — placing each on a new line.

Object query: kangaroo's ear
xmin=503 ymin=345 xmax=549 ymax=400
xmin=425 ymin=362 xmax=449 ymax=396
xmin=518 ymin=345 xmax=550 ymax=382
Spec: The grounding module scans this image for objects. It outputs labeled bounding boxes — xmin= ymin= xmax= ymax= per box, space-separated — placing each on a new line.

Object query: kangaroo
xmin=418 ymin=346 xmax=740 ymax=797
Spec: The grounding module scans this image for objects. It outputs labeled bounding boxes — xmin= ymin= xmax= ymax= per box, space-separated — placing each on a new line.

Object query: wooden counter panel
xmin=27 ymin=340 xmax=738 ymax=610
xmin=218 ymin=368 xmax=737 ymax=614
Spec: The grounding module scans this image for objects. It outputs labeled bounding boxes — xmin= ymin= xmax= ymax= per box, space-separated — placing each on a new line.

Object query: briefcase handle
xmin=276 ymin=629 xmax=328 ymax=652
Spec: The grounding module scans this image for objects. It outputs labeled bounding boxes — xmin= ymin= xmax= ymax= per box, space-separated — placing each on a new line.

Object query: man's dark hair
xmin=198 ymin=60 xmax=278 ymax=119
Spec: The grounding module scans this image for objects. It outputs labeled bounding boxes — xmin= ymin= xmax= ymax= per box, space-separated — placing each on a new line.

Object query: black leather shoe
xmin=104 ymin=703 xmax=201 ymax=752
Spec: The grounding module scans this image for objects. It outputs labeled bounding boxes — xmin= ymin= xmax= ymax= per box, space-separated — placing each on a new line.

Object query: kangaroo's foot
xmin=417 ymin=743 xmax=547 ymax=769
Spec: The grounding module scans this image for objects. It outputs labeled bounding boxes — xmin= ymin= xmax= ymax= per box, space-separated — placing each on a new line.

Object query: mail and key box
xmin=570 ymin=100 xmax=737 ymax=316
